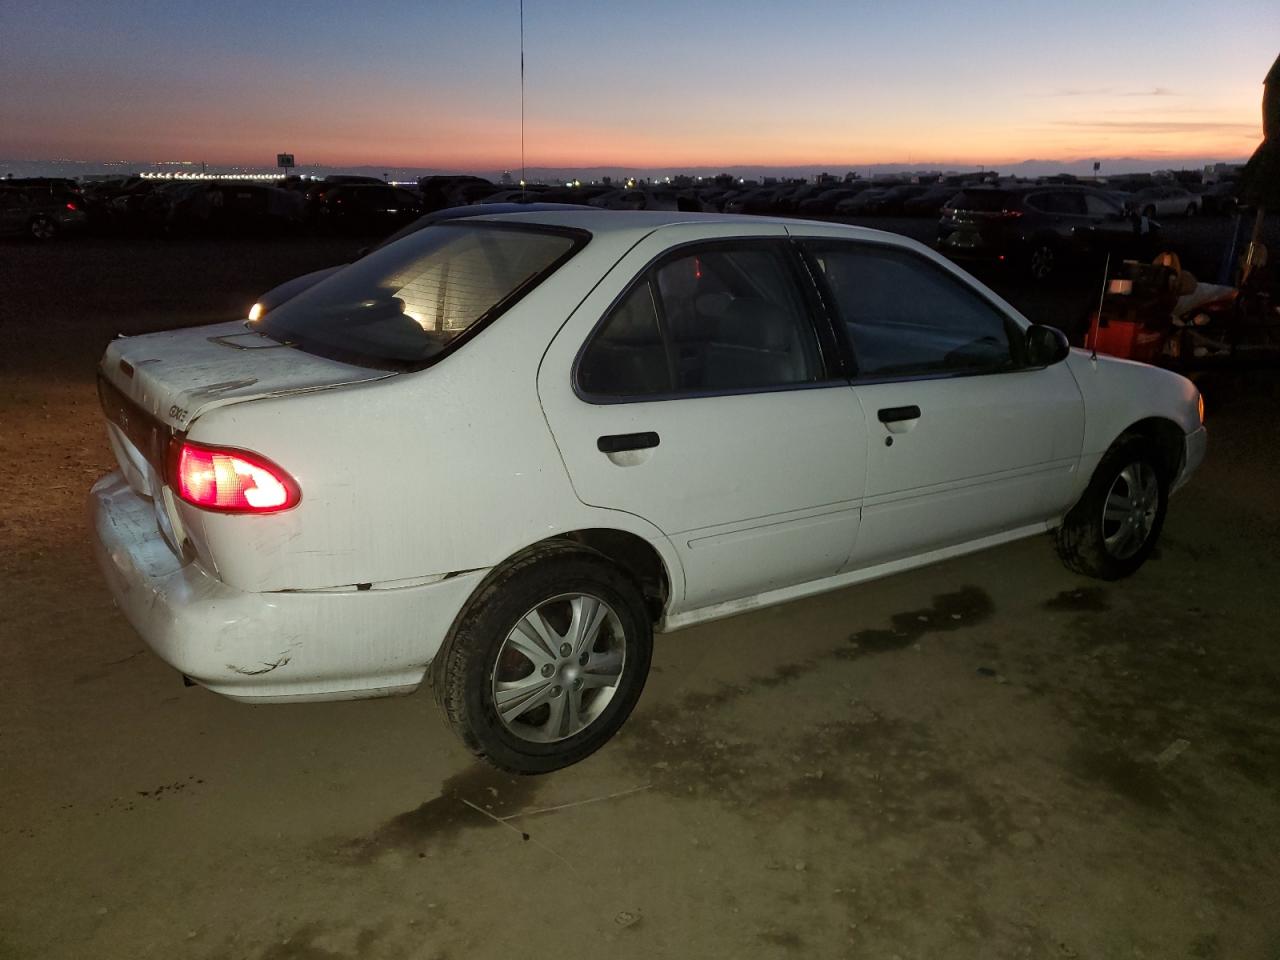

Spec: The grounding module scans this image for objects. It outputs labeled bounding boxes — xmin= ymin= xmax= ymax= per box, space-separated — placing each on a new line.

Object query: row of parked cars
xmin=1 ymin=170 xmax=1243 ymax=253
xmin=0 ymin=175 xmax=429 ymax=241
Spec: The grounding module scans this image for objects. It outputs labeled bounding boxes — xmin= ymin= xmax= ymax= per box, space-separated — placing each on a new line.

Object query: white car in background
xmin=90 ymin=211 xmax=1206 ymax=773
xmin=1125 ymin=185 xmax=1202 ymax=219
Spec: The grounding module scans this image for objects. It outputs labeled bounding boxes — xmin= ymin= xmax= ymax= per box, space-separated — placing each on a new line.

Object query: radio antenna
xmin=519 ymin=0 xmax=526 ymax=195
xmin=1089 ymin=251 xmax=1110 ymax=362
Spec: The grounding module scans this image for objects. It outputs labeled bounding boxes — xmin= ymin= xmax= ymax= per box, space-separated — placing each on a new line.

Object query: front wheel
xmin=1055 ymin=436 xmax=1170 ymax=580
xmin=433 ymin=549 xmax=653 ymax=774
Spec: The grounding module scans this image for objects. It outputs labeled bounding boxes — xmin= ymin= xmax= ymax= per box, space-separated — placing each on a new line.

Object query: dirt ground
xmin=2 ymin=219 xmax=1279 ymax=960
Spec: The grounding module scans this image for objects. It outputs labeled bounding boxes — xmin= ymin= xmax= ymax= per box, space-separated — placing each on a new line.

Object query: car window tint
xmin=1029 ymin=191 xmax=1085 ymax=215
xmin=1084 ymin=193 xmax=1120 ymax=216
xmin=653 ymin=246 xmax=821 ymax=392
xmin=577 ymin=281 xmax=672 ymax=396
xmin=259 ymin=223 xmax=580 ymax=369
xmin=808 ymin=243 xmax=1019 ymax=378
xmin=578 ymin=244 xmax=823 ymax=398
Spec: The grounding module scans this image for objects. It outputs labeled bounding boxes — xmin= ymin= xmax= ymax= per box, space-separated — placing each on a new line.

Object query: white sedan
xmin=1125 ymin=185 xmax=1202 ymax=219
xmin=90 ymin=211 xmax=1206 ymax=773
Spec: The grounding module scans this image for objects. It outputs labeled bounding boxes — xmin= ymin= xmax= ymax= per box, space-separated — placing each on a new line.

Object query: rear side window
xmin=806 ymin=242 xmax=1023 ymax=378
xmin=576 ymin=281 xmax=669 ymax=396
xmin=578 ymin=243 xmax=824 ymax=399
xmin=259 ymin=222 xmax=585 ymax=370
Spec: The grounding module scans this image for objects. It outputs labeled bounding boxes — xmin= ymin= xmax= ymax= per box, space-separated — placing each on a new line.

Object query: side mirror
xmin=1026 ymin=324 xmax=1071 ymax=366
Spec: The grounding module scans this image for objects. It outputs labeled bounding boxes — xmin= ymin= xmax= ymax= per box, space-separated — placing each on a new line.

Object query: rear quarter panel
xmin=182 ymin=228 xmax=686 ymax=601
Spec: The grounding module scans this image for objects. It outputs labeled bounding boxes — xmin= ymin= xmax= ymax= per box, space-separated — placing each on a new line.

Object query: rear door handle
xmin=597 ymin=431 xmax=660 ymax=453
xmin=877 ymin=405 xmax=921 ymax=424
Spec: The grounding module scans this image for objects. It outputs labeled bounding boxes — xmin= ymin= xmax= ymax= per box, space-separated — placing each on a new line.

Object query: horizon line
xmin=3 ymin=153 xmax=1253 ymax=173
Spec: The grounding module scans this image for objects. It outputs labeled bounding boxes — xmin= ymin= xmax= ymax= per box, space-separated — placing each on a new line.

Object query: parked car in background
xmin=535 ymin=185 xmax=615 ymax=205
xmin=834 ymin=185 xmax=899 ymax=215
xmin=902 ymin=185 xmax=960 ymax=217
xmin=314 ymin=184 xmax=424 ymax=234
xmin=796 ymin=186 xmax=864 ymax=215
xmin=6 ymin=177 xmax=83 ymax=205
xmin=90 ymin=210 xmax=1204 ymax=774
xmin=0 ymin=186 xmax=87 ymax=240
xmin=1124 ymin=185 xmax=1201 ymax=219
xmin=774 ymin=184 xmax=824 ymax=213
xmin=590 ymin=189 xmax=704 ymax=212
xmin=1192 ymin=180 xmax=1239 ymax=216
xmin=303 ymin=174 xmax=385 ymax=207
xmin=863 ymin=183 xmax=932 ymax=215
xmin=168 ymin=183 xmax=305 ymax=236
xmin=417 ymin=175 xmax=495 ymax=212
xmin=937 ymin=185 xmax=1160 ymax=281
xmin=479 ymin=188 xmax=551 ymax=205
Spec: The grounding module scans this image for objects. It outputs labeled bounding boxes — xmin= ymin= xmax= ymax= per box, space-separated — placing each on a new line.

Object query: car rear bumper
xmin=1173 ymin=425 xmax=1207 ymax=494
xmin=89 ymin=471 xmax=488 ymax=703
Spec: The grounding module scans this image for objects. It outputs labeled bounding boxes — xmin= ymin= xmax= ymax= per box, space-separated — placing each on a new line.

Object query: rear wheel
xmin=29 ymin=216 xmax=56 ymax=241
xmin=1055 ymin=436 xmax=1170 ymax=580
xmin=433 ymin=549 xmax=653 ymax=774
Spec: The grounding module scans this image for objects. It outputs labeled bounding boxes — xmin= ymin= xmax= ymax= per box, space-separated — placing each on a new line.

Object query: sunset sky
xmin=0 ymin=0 xmax=1273 ymax=171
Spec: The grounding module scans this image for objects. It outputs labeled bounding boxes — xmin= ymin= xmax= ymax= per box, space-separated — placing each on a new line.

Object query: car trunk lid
xmin=100 ymin=319 xmax=395 ymax=433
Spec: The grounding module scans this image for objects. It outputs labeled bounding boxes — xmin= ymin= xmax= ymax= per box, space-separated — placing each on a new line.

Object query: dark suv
xmin=0 ymin=186 xmax=88 ymax=240
xmin=937 ymin=185 xmax=1159 ymax=281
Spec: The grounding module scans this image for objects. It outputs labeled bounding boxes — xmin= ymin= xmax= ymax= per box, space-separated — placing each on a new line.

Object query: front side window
xmin=578 ymin=243 xmax=824 ymax=398
xmin=806 ymin=242 xmax=1023 ymax=379
xmin=258 ymin=222 xmax=584 ymax=369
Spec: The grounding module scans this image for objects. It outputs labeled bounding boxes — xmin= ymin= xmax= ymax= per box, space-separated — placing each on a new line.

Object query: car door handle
xmin=877 ymin=405 xmax=921 ymax=424
xmin=597 ymin=431 xmax=660 ymax=453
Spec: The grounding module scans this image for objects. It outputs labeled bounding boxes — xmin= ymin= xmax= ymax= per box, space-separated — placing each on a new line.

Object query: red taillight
xmin=173 ymin=442 xmax=300 ymax=513
xmin=65 ymin=201 xmax=78 ymax=211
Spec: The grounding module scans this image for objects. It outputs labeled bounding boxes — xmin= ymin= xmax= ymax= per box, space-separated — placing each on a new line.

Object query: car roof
xmin=458 ymin=208 xmax=913 ymax=244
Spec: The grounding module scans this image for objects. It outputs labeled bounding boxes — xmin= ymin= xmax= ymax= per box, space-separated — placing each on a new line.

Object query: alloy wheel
xmin=1101 ymin=461 xmax=1160 ymax=560
xmin=491 ymin=593 xmax=625 ymax=743
xmin=1029 ymin=244 xmax=1055 ymax=280
xmin=30 ymin=217 xmax=55 ymax=240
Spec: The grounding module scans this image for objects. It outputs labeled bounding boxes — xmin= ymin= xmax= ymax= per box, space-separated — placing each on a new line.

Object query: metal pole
xmin=519 ymin=0 xmax=526 ymax=196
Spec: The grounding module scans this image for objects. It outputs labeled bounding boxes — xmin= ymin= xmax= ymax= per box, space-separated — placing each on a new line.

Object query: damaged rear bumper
xmin=89 ymin=472 xmax=488 ymax=703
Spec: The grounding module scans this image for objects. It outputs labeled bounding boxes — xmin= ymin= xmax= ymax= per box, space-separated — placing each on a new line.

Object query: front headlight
xmin=247 ymin=302 xmax=264 ymax=323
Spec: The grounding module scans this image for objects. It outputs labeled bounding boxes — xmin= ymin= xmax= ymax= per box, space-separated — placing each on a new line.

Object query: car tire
xmin=29 ymin=216 xmax=57 ymax=241
xmin=1025 ymin=238 xmax=1059 ymax=282
xmin=1054 ymin=435 xmax=1170 ymax=581
xmin=432 ymin=547 xmax=653 ymax=774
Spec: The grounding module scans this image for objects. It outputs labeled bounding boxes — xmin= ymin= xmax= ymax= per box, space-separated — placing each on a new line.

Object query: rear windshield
xmin=258 ymin=222 xmax=586 ymax=370
xmin=949 ymin=190 xmax=1019 ymax=212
